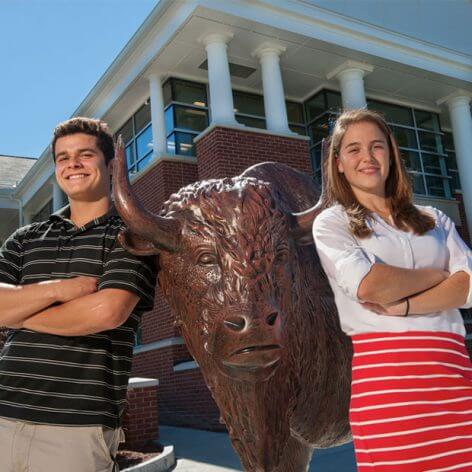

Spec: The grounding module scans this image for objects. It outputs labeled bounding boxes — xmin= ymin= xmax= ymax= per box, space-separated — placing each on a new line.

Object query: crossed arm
xmin=0 ymin=277 xmax=139 ymax=335
xmin=313 ymin=208 xmax=471 ymax=318
xmin=357 ymin=264 xmax=470 ymax=316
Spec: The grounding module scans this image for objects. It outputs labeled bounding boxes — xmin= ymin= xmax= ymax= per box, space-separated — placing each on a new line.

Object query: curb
xmin=123 ymin=445 xmax=175 ymax=472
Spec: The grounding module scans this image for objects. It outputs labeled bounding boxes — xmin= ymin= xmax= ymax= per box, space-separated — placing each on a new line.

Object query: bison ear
xmin=117 ymin=229 xmax=161 ymax=256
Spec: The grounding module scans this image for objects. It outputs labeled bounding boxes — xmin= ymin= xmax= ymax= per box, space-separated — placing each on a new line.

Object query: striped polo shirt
xmin=0 ymin=205 xmax=156 ymax=428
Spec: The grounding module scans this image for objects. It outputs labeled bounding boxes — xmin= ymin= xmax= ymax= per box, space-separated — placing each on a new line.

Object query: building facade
xmin=3 ymin=0 xmax=472 ymax=429
xmin=0 ymin=155 xmax=35 ymax=246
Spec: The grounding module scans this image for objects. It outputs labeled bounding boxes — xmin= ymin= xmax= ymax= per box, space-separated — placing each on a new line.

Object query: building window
xmin=163 ymin=78 xmax=208 ymax=157
xmin=443 ymin=132 xmax=461 ymax=192
xmin=303 ymin=89 xmax=455 ymax=198
xmin=232 ymin=89 xmax=306 ymax=135
xmin=32 ymin=199 xmax=53 ymax=223
xmin=367 ymin=99 xmax=452 ymax=199
xmin=233 ymin=90 xmax=266 ymax=129
xmin=304 ymin=90 xmax=341 ymax=183
xmin=116 ymin=102 xmax=152 ymax=175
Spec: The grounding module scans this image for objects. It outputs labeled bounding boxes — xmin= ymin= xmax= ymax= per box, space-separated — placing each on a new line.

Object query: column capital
xmin=199 ymin=32 xmax=234 ymax=48
xmin=437 ymin=90 xmax=472 ymax=108
xmin=252 ymin=42 xmax=286 ymax=60
xmin=326 ymin=60 xmax=374 ymax=80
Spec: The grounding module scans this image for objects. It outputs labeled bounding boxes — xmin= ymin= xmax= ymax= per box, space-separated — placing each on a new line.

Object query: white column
xmin=439 ymin=92 xmax=472 ymax=237
xmin=200 ymin=32 xmax=237 ymax=126
xmin=253 ymin=43 xmax=290 ymax=133
xmin=148 ymin=74 xmax=167 ymax=156
xmin=52 ymin=181 xmax=64 ymax=211
xmin=327 ymin=60 xmax=374 ymax=110
xmin=23 ymin=211 xmax=32 ymax=225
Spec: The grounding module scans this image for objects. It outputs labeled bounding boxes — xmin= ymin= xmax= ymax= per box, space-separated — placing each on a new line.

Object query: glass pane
xmin=127 ymin=163 xmax=137 ymax=175
xmin=450 ymin=171 xmax=461 ymax=191
xmin=414 ymin=109 xmax=440 ymax=132
xmin=125 ymin=143 xmax=135 ymax=168
xmin=165 ymin=106 xmax=174 ymax=134
xmin=236 ymin=115 xmax=266 ymax=129
xmin=309 ymin=125 xmax=328 ymax=145
xmin=325 ymin=91 xmax=342 ymax=111
xmin=289 ymin=124 xmax=306 ymax=135
xmin=136 ymin=125 xmax=153 ymax=160
xmin=305 ymin=92 xmax=326 ymax=122
xmin=137 ymin=153 xmax=153 ymax=172
xmin=135 ymin=102 xmax=151 ymax=134
xmin=446 ymin=150 xmax=457 ymax=171
xmin=310 ymin=146 xmax=322 ymax=171
xmin=443 ymin=132 xmax=455 ymax=150
xmin=175 ymin=132 xmax=196 ymax=156
xmin=173 ymin=79 xmax=207 ymax=107
xmin=421 ymin=154 xmax=443 ymax=175
xmin=163 ymin=80 xmax=172 ymax=107
xmin=117 ymin=118 xmax=133 ymax=144
xmin=391 ymin=126 xmax=418 ymax=149
xmin=418 ymin=131 xmax=443 ymax=154
xmin=410 ymin=173 xmax=426 ymax=195
xmin=426 ymin=176 xmax=448 ymax=197
xmin=286 ymin=101 xmax=304 ymax=123
xmin=401 ymin=151 xmax=422 ymax=172
xmin=367 ymin=99 xmax=414 ymax=126
xmin=233 ymin=91 xmax=265 ymax=117
xmin=174 ymin=106 xmax=207 ymax=132
xmin=312 ymin=114 xmax=332 ymax=131
xmin=167 ymin=133 xmax=176 ymax=155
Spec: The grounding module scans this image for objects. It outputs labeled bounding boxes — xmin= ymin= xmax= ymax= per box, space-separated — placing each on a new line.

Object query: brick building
xmin=1 ymin=0 xmax=472 ymax=430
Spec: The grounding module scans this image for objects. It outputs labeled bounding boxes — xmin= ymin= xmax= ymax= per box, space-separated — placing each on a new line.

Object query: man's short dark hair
xmin=52 ymin=117 xmax=115 ymax=165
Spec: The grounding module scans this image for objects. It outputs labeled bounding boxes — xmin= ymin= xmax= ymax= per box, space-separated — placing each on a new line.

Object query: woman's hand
xmin=361 ymin=299 xmax=408 ymax=316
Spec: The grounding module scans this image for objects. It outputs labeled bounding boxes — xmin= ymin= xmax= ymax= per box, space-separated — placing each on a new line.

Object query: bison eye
xmin=197 ymin=252 xmax=218 ymax=266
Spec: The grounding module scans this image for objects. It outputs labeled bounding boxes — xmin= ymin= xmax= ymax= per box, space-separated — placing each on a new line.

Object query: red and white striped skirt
xmin=350 ymin=331 xmax=472 ymax=472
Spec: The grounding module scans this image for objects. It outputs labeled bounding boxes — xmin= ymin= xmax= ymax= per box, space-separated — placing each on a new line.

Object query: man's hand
xmin=361 ymin=299 xmax=408 ymax=317
xmin=46 ymin=276 xmax=98 ymax=303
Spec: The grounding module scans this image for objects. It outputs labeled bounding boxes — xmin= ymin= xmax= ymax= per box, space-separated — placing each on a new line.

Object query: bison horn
xmin=291 ymin=202 xmax=325 ymax=245
xmin=112 ymin=135 xmax=182 ymax=252
xmin=291 ymin=138 xmax=330 ymax=245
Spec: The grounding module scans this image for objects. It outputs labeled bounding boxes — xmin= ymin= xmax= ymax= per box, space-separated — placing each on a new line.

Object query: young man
xmin=0 ymin=117 xmax=156 ymax=471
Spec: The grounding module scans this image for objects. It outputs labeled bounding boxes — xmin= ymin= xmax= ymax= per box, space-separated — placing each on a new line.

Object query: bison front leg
xmin=274 ymin=435 xmax=314 ymax=472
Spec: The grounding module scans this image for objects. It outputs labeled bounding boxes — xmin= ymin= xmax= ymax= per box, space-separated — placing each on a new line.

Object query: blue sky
xmin=0 ymin=0 xmax=157 ymax=159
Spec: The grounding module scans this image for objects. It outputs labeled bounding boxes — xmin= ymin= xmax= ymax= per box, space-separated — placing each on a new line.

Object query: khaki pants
xmin=0 ymin=417 xmax=124 ymax=472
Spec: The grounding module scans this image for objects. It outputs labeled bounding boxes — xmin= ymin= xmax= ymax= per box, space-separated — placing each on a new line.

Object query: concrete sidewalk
xmin=160 ymin=425 xmax=357 ymax=471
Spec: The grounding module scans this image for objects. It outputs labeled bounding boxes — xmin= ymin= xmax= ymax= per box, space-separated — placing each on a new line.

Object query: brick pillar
xmin=195 ymin=125 xmax=311 ymax=180
xmin=131 ymin=157 xmax=199 ymax=344
xmin=123 ymin=378 xmax=159 ymax=449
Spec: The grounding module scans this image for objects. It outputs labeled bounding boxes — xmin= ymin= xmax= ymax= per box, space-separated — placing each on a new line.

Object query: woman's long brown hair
xmin=324 ymin=109 xmax=435 ymax=238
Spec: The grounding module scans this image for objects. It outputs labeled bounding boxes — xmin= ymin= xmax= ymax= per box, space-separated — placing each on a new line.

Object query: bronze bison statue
xmin=113 ymin=140 xmax=352 ymax=471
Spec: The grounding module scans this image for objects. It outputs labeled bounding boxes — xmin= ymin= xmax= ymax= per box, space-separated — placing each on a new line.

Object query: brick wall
xmin=123 ymin=382 xmax=159 ymax=448
xmin=195 ymin=126 xmax=311 ymax=179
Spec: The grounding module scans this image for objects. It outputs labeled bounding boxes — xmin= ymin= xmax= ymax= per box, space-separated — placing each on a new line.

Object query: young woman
xmin=312 ymin=109 xmax=472 ymax=472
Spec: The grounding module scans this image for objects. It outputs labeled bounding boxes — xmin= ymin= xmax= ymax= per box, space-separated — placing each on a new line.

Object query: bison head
xmin=112 ymin=139 xmax=323 ymax=385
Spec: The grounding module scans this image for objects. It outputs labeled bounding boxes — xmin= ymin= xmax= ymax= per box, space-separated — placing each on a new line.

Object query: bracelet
xmin=404 ymin=298 xmax=410 ymax=317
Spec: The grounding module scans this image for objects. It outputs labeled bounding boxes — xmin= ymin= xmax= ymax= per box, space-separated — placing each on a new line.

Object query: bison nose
xmin=223 ymin=311 xmax=280 ymax=332
xmin=266 ymin=311 xmax=278 ymax=326
xmin=223 ymin=316 xmax=246 ymax=332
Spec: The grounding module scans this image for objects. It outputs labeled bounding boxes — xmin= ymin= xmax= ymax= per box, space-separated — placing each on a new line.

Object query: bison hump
xmin=241 ymin=162 xmax=320 ymax=213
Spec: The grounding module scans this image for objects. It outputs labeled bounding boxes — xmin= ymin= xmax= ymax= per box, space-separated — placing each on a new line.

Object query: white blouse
xmin=312 ymin=204 xmax=472 ymax=336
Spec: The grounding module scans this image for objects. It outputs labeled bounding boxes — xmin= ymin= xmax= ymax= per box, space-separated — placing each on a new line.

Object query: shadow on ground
xmin=161 ymin=425 xmax=357 ymax=471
